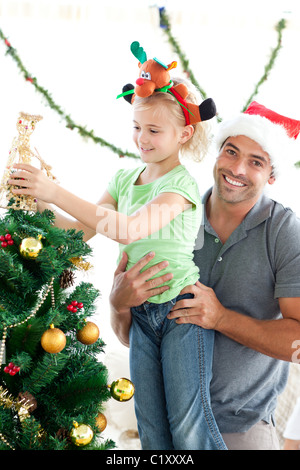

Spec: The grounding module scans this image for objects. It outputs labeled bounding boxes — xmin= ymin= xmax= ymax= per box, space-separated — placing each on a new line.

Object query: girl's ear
xmin=179 ymin=125 xmax=194 ymax=144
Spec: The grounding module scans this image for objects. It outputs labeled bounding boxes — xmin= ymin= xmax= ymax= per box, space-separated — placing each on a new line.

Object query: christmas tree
xmin=0 ymin=113 xmax=134 ymax=450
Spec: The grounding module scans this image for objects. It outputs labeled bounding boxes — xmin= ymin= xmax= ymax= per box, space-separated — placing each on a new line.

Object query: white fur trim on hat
xmin=215 ymin=114 xmax=295 ymax=177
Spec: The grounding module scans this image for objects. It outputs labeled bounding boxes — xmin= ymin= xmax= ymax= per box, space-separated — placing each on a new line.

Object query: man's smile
xmin=223 ymin=174 xmax=247 ymax=188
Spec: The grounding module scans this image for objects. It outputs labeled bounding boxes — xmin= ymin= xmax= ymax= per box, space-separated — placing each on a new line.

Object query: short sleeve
xmin=158 ymin=169 xmax=201 ymax=207
xmin=106 ymin=169 xmax=124 ymax=202
xmin=274 ymin=211 xmax=300 ymax=298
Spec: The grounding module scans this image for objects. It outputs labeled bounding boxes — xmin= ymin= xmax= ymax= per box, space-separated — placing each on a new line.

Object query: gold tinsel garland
xmin=0 ymin=385 xmax=34 ymax=450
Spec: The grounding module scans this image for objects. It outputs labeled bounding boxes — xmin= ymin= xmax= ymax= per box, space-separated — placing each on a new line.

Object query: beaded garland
xmin=0 ymin=277 xmax=55 ymax=367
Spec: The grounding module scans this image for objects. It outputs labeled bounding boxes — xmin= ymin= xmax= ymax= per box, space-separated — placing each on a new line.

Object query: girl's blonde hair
xmin=133 ymin=76 xmax=213 ymax=162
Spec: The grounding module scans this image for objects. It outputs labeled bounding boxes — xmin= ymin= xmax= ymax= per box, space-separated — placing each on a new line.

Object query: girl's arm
xmin=36 ymin=190 xmax=117 ymax=242
xmin=10 ymin=164 xmax=193 ymax=245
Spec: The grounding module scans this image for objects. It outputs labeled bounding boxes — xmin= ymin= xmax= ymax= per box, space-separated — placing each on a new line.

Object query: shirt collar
xmin=202 ymin=187 xmax=274 ymax=235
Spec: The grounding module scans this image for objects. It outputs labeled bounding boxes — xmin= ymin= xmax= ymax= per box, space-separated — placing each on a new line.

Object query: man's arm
xmin=167 ymin=281 xmax=300 ymax=363
xmin=109 ymin=251 xmax=173 ymax=347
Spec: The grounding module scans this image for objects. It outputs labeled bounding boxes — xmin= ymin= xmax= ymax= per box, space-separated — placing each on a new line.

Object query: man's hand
xmin=109 ymin=251 xmax=173 ymax=312
xmin=283 ymin=439 xmax=300 ymax=450
xmin=168 ymin=283 xmax=300 ymax=364
xmin=167 ymin=281 xmax=227 ymax=330
xmin=109 ymin=251 xmax=173 ymax=347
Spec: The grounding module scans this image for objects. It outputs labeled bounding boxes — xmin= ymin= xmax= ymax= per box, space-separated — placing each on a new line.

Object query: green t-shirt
xmin=107 ymin=164 xmax=202 ymax=303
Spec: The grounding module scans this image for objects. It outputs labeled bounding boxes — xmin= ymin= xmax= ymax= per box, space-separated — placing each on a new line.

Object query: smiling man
xmin=214 ymin=137 xmax=275 ymax=203
xmin=206 ymin=134 xmax=276 ymax=244
xmin=109 ymin=102 xmax=300 ymax=450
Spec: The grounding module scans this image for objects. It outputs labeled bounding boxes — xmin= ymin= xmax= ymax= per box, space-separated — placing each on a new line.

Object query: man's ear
xmin=268 ymin=175 xmax=276 ymax=185
xmin=179 ymin=125 xmax=194 ymax=144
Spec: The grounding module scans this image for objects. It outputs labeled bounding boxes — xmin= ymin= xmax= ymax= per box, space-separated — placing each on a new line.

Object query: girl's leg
xmin=129 ymin=297 xmax=227 ymax=450
xmin=129 ymin=304 xmax=174 ymax=450
xmin=161 ymin=306 xmax=227 ymax=450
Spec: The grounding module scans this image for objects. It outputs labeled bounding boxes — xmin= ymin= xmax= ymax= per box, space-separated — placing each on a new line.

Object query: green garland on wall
xmin=158 ymin=8 xmax=287 ymax=116
xmin=242 ymin=18 xmax=286 ymax=111
xmin=0 ymin=9 xmax=293 ymax=162
xmin=158 ymin=7 xmax=209 ymax=102
xmin=0 ymin=28 xmax=139 ymax=160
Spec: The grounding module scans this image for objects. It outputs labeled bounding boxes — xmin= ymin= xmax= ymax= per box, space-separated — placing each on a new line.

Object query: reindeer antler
xmin=130 ymin=41 xmax=147 ymax=64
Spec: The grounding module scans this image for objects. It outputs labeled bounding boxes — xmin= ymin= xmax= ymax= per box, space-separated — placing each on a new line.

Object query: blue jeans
xmin=129 ymin=293 xmax=227 ymax=450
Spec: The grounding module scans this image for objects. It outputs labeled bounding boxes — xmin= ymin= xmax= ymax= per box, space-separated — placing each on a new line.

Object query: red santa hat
xmin=215 ymin=101 xmax=300 ymax=177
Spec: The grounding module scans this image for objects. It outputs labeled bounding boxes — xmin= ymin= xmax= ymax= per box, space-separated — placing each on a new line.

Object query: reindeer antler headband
xmin=117 ymin=41 xmax=217 ymax=125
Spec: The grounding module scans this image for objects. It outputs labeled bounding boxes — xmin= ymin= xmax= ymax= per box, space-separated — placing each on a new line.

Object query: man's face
xmin=213 ymin=135 xmax=275 ymax=205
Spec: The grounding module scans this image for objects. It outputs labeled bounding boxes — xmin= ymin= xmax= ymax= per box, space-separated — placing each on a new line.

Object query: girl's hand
xmin=8 ymin=163 xmax=57 ymax=203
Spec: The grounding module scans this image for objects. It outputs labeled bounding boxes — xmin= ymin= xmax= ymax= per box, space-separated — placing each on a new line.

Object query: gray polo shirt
xmin=193 ymin=188 xmax=300 ymax=433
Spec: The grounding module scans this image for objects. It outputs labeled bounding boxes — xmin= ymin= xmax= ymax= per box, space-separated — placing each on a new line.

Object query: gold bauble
xmin=70 ymin=421 xmax=94 ymax=447
xmin=76 ymin=321 xmax=100 ymax=345
xmin=109 ymin=378 xmax=135 ymax=402
xmin=20 ymin=236 xmax=43 ymax=259
xmin=41 ymin=324 xmax=66 ymax=354
xmin=95 ymin=412 xmax=107 ymax=433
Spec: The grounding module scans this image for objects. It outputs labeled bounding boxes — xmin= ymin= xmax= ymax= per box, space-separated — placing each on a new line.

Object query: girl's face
xmin=132 ymin=102 xmax=188 ymax=165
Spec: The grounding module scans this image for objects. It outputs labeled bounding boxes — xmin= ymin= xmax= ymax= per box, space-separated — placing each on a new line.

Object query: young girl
xmin=9 ymin=70 xmax=226 ymax=449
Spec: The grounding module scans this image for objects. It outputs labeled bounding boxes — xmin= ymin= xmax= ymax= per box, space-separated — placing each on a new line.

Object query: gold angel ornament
xmin=0 ymin=112 xmax=56 ymax=211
